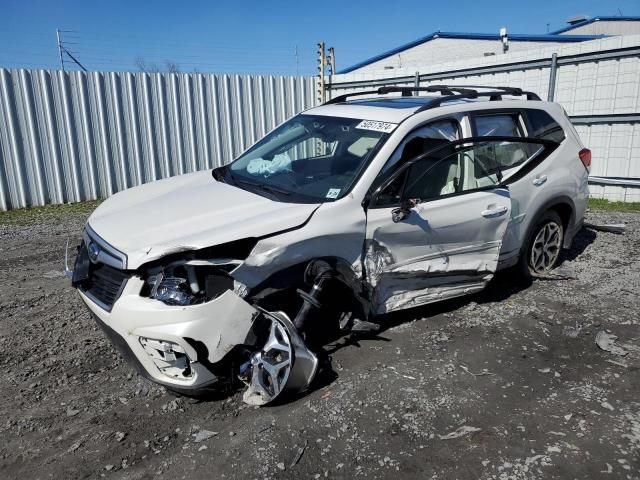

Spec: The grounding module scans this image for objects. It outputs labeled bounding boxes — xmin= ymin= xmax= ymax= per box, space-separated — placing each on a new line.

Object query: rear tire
xmin=519 ymin=210 xmax=564 ymax=277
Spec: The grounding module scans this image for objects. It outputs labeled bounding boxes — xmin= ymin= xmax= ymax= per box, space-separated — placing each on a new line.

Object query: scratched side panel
xmin=364 ymin=189 xmax=512 ymax=314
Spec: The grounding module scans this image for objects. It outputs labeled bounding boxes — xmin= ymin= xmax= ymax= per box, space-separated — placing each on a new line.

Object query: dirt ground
xmin=0 ymin=207 xmax=639 ymax=480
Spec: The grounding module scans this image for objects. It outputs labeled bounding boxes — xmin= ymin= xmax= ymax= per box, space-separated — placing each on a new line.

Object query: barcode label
xmin=355 ymin=120 xmax=397 ymax=133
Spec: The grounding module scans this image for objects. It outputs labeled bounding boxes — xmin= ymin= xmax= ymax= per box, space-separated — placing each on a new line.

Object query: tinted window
xmin=472 ymin=114 xmax=522 ymax=136
xmin=411 ymin=120 xmax=459 ymax=142
xmin=525 ymin=109 xmax=565 ymax=143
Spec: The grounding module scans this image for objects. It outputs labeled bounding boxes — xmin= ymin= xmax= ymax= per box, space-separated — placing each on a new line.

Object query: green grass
xmin=588 ymin=198 xmax=640 ymax=213
xmin=0 ymin=200 xmax=101 ymax=225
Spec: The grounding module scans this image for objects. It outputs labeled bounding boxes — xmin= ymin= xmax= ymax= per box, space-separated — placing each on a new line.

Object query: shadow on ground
xmin=319 ymin=226 xmax=599 ymax=390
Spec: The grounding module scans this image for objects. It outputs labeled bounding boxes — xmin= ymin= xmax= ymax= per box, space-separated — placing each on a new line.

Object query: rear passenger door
xmin=470 ymin=110 xmax=567 ymax=259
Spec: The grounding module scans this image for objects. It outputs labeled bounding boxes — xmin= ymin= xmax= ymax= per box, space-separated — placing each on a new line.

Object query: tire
xmin=519 ymin=210 xmax=564 ymax=277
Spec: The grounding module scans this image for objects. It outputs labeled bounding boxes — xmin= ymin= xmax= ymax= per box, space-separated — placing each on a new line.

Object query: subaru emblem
xmin=87 ymin=241 xmax=100 ymax=262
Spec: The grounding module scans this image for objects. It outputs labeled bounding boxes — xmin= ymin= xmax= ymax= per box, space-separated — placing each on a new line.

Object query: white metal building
xmin=553 ymin=16 xmax=640 ymax=36
xmin=339 ymin=16 xmax=640 ymax=74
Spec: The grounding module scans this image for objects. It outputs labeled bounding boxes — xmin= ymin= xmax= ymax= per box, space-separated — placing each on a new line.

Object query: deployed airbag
xmin=247 ymin=152 xmax=292 ymax=176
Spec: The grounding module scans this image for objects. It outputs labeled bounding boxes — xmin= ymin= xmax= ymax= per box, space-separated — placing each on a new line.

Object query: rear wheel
xmin=520 ymin=210 xmax=564 ymax=277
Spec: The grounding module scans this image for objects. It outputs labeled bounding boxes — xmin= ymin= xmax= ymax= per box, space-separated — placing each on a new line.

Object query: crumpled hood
xmin=87 ymin=171 xmax=318 ymax=269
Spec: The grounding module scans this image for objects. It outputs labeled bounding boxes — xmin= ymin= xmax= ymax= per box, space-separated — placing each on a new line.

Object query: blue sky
xmin=2 ymin=0 xmax=639 ymax=75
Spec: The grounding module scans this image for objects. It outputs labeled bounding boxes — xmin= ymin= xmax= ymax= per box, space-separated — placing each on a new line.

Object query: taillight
xmin=579 ymin=148 xmax=591 ymax=170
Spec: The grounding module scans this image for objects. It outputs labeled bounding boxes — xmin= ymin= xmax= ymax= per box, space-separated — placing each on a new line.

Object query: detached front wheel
xmin=521 ymin=210 xmax=564 ymax=277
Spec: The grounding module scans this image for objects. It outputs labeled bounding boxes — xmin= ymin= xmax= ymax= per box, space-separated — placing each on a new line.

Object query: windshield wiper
xmin=233 ymin=177 xmax=291 ymax=196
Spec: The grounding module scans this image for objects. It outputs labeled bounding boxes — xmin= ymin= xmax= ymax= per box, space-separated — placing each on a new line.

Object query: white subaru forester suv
xmin=70 ymin=85 xmax=591 ymax=405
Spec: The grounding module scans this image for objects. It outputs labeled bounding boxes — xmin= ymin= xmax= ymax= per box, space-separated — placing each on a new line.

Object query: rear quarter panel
xmin=501 ymin=104 xmax=589 ymax=259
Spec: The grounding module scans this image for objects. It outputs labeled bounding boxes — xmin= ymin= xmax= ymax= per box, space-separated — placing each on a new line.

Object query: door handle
xmin=533 ymin=174 xmax=548 ymax=186
xmin=481 ymin=205 xmax=508 ymax=217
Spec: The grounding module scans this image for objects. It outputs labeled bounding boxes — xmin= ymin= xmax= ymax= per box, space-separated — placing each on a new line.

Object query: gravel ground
xmin=0 ymin=208 xmax=639 ymax=479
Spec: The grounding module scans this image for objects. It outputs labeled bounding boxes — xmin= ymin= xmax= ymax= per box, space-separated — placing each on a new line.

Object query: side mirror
xmin=391 ymin=198 xmax=418 ymax=223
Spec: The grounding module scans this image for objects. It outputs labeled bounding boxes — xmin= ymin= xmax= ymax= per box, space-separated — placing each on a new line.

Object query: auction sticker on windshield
xmin=355 ymin=120 xmax=397 ymax=133
xmin=326 ymin=188 xmax=341 ymax=199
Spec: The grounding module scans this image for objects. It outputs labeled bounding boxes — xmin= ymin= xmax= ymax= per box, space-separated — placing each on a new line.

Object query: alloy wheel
xmin=529 ymin=221 xmax=562 ymax=274
xmin=243 ymin=319 xmax=292 ymax=405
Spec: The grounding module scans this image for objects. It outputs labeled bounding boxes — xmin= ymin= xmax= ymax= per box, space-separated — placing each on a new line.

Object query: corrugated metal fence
xmin=328 ymin=34 xmax=640 ymax=202
xmin=0 ymin=70 xmax=315 ymax=210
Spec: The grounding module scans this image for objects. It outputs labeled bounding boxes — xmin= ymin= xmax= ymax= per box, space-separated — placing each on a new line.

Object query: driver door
xmin=364 ymin=137 xmax=554 ymax=314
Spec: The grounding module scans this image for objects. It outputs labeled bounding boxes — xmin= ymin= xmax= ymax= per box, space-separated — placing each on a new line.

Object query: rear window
xmin=524 ymin=109 xmax=565 ymax=143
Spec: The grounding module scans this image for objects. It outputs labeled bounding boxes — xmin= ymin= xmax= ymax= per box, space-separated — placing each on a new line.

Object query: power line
xmin=0 ymin=29 xmax=319 ymax=75
xmin=57 ymin=28 xmax=87 ymax=72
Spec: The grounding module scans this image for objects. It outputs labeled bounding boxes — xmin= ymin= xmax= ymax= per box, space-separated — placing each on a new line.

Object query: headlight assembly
xmin=152 ymin=275 xmax=197 ymax=306
xmin=144 ymin=259 xmax=241 ymax=306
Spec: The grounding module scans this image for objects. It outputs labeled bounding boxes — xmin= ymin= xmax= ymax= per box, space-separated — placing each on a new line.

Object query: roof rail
xmin=378 ymin=85 xmax=479 ymax=96
xmin=324 ymin=89 xmax=386 ymax=105
xmin=323 ymin=84 xmax=541 ymax=108
xmin=413 ymin=90 xmax=529 ymax=112
xmin=433 ymin=85 xmax=540 ymax=100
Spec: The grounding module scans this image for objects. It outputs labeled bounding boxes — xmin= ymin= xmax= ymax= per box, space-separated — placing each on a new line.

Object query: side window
xmin=404 ymin=152 xmax=479 ymax=199
xmin=471 ymin=142 xmax=541 ymax=183
xmin=472 ymin=114 xmax=522 ymax=137
xmin=472 ymin=113 xmax=531 ymax=172
xmin=375 ymin=140 xmax=546 ymax=206
xmin=384 ymin=119 xmax=459 ymax=171
xmin=375 ymin=171 xmax=406 ymax=206
xmin=524 ymin=109 xmax=566 ymax=143
xmin=374 ymin=119 xmax=459 ymax=206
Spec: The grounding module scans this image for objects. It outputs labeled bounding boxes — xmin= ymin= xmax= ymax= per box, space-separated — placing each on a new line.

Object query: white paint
xmin=80 ymin=281 xmax=259 ymax=389
xmin=365 ymin=189 xmax=511 ymax=314
xmin=79 ymin=92 xmax=589 ymax=395
xmin=88 ymin=170 xmax=318 ymax=269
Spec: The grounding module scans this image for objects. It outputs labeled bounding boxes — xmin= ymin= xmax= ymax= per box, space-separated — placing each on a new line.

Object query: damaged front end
xmin=71 ymin=233 xmax=322 ymax=406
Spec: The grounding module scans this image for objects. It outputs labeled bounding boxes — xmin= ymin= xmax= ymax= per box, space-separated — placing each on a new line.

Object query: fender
xmin=523 ymin=195 xmax=577 ymax=250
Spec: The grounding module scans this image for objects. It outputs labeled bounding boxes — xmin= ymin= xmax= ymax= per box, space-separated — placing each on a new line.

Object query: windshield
xmin=225 ymin=114 xmax=391 ymax=203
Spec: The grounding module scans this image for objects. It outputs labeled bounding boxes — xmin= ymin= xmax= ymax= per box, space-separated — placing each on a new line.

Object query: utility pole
xmin=316 ymin=42 xmax=336 ymax=103
xmin=56 ymin=29 xmax=88 ymax=72
xmin=56 ymin=29 xmax=65 ymax=71
xmin=327 ymin=47 xmax=336 ymax=75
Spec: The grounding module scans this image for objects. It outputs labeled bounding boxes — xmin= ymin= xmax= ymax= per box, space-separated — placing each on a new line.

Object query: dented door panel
xmin=365 ymin=188 xmax=511 ymax=314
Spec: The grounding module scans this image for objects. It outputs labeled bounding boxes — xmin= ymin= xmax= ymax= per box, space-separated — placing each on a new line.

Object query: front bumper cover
xmin=88 ymin=309 xmax=225 ymax=396
xmin=80 ymin=276 xmax=262 ymax=393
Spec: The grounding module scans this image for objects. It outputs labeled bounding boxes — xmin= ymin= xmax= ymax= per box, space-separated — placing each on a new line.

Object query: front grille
xmin=80 ymin=262 xmax=130 ymax=311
